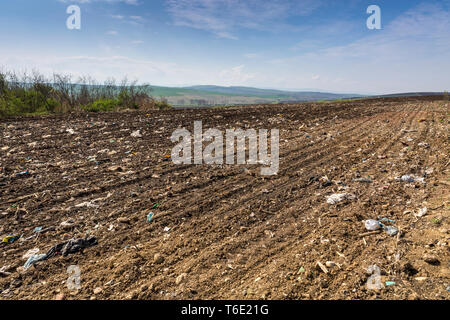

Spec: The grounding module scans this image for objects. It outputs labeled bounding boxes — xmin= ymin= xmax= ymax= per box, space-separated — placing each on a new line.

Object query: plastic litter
xmin=16 ymin=170 xmax=30 ymax=176
xmin=24 ymin=254 xmax=47 ymax=269
xmin=399 ymin=174 xmax=425 ymax=184
xmin=379 ymin=218 xmax=396 ymax=223
xmin=365 ymin=219 xmax=382 ymax=231
xmin=414 ymin=207 xmax=428 ymax=218
xmin=385 ymin=281 xmax=396 ymax=286
xmin=46 ymin=236 xmax=98 ymax=259
xmin=147 ymin=212 xmax=154 ymax=223
xmin=353 ymin=178 xmax=372 ymax=183
xmin=152 ymin=203 xmax=161 ymax=209
xmin=2 ymin=235 xmax=21 ymax=244
xmin=22 ymin=248 xmax=40 ymax=260
xmin=365 ymin=219 xmax=398 ymax=236
xmin=401 ymin=175 xmax=415 ymax=183
xmin=383 ymin=226 xmax=398 ymax=236
xmin=326 ymin=193 xmax=356 ymax=204
xmin=75 ymin=201 xmax=99 ymax=208
xmin=131 ymin=130 xmax=142 ymax=138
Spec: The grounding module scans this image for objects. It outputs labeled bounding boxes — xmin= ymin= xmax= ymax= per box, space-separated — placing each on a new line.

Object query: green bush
xmin=0 ymin=69 xmax=164 ymax=117
xmin=154 ymin=98 xmax=171 ymax=110
xmin=82 ymin=98 xmax=119 ymax=112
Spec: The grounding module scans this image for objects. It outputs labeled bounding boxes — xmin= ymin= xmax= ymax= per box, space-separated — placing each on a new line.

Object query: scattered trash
xmin=365 ymin=219 xmax=382 ymax=231
xmin=46 ymin=236 xmax=98 ymax=259
xmin=22 ymin=248 xmax=40 ymax=260
xmin=33 ymin=227 xmax=43 ymax=233
xmin=399 ymin=174 xmax=425 ymax=184
xmin=16 ymin=170 xmax=30 ymax=176
xmin=75 ymin=201 xmax=99 ymax=208
xmin=24 ymin=254 xmax=47 ymax=269
xmin=131 ymin=130 xmax=142 ymax=138
xmin=147 ymin=212 xmax=154 ymax=223
xmin=353 ymin=178 xmax=372 ymax=183
xmin=66 ymin=129 xmax=76 ymax=135
xmin=400 ymin=175 xmax=415 ymax=183
xmin=2 ymin=235 xmax=21 ymax=244
xmin=326 ymin=193 xmax=356 ymax=204
xmin=297 ymin=266 xmax=306 ymax=274
xmin=365 ymin=219 xmax=398 ymax=236
xmin=152 ymin=203 xmax=161 ymax=209
xmin=383 ymin=226 xmax=398 ymax=236
xmin=385 ymin=281 xmax=396 ymax=286
xmin=163 ymin=227 xmax=170 ymax=232
xmin=379 ymin=218 xmax=396 ymax=224
xmin=414 ymin=207 xmax=428 ymax=218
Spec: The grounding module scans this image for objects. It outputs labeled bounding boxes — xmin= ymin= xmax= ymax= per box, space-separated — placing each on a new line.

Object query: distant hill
xmin=149 ymin=85 xmax=364 ymax=107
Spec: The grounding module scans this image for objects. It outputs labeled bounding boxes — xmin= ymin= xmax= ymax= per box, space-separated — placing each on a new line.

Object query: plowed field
xmin=0 ymin=96 xmax=448 ymax=300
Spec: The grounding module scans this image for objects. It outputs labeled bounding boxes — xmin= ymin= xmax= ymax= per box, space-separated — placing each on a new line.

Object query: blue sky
xmin=0 ymin=0 xmax=449 ymax=94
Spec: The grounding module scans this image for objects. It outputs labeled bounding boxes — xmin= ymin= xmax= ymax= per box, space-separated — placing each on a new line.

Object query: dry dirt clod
xmin=176 ymin=273 xmax=187 ymax=285
xmin=153 ymin=253 xmax=164 ymax=264
xmin=54 ymin=293 xmax=65 ymax=300
xmin=423 ymin=254 xmax=440 ymax=265
xmin=316 ymin=262 xmax=329 ymax=274
xmin=93 ymin=287 xmax=103 ymax=295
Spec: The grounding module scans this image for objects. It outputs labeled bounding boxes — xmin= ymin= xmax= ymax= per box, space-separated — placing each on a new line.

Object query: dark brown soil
xmin=0 ymin=96 xmax=448 ymax=300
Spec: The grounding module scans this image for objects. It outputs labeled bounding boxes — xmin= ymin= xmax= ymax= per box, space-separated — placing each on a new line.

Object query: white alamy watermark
xmin=66 ymin=5 xmax=81 ymax=30
xmin=67 ymin=265 xmax=81 ymax=290
xmin=170 ymin=121 xmax=279 ymax=175
xmin=366 ymin=5 xmax=381 ymax=30
xmin=366 ymin=264 xmax=384 ymax=290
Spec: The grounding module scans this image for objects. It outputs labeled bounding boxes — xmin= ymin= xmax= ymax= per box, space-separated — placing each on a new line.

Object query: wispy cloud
xmin=265 ymin=2 xmax=450 ymax=93
xmin=165 ymin=0 xmax=323 ymax=39
xmin=219 ymin=65 xmax=255 ymax=84
xmin=58 ymin=0 xmax=140 ymax=4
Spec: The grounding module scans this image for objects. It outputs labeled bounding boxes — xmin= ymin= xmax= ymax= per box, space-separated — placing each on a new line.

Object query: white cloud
xmin=263 ymin=2 xmax=450 ymax=93
xmin=165 ymin=0 xmax=322 ymax=39
xmin=219 ymin=65 xmax=255 ymax=84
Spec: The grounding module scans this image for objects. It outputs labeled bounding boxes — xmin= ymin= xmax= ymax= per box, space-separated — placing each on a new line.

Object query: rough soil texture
xmin=0 ymin=96 xmax=448 ymax=300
